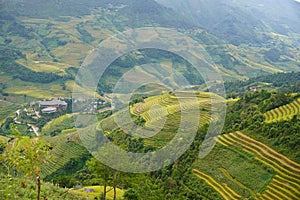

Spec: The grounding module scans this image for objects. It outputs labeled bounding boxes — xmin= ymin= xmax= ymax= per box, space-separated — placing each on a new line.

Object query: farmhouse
xmin=38 ymin=99 xmax=68 ymax=114
xmin=38 ymin=99 xmax=68 ymax=110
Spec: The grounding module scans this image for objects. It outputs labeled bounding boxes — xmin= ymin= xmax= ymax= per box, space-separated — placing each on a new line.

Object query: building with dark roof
xmin=38 ymin=99 xmax=68 ymax=110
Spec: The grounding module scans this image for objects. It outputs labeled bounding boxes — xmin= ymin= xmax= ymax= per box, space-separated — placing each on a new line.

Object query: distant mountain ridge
xmin=155 ymin=0 xmax=300 ymax=45
xmin=0 ymin=0 xmax=194 ymax=28
xmin=0 ymin=0 xmax=299 ymax=100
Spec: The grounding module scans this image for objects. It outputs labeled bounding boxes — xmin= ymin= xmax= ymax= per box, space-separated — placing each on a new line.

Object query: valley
xmin=0 ymin=0 xmax=299 ymax=200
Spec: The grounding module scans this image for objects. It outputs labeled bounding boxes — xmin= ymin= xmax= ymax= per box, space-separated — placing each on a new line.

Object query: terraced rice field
xmin=41 ymin=133 xmax=88 ymax=177
xmin=216 ymin=131 xmax=300 ymax=200
xmin=264 ymin=98 xmax=300 ymax=123
xmin=100 ymin=92 xmax=222 ymax=148
xmin=193 ymin=169 xmax=242 ymax=200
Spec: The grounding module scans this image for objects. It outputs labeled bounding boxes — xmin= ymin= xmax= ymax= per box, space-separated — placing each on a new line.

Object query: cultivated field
xmin=100 ymin=92 xmax=222 ymax=148
xmin=70 ymin=185 xmax=124 ymax=200
xmin=264 ymin=98 xmax=300 ymax=123
xmin=41 ymin=133 xmax=88 ymax=177
xmin=193 ymin=169 xmax=242 ymax=200
xmin=211 ymin=131 xmax=300 ymax=200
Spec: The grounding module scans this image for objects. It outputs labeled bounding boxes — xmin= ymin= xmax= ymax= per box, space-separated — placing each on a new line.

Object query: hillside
xmin=0 ymin=89 xmax=299 ymax=199
xmin=194 ymin=131 xmax=300 ymax=199
xmin=156 ymin=0 xmax=300 ymax=45
xmin=1 ymin=1 xmax=300 ymax=200
xmin=100 ymin=91 xmax=222 ymax=149
xmin=0 ymin=0 xmax=299 ymax=103
xmin=264 ymin=98 xmax=300 ymax=123
xmin=0 ymin=173 xmax=88 ymax=199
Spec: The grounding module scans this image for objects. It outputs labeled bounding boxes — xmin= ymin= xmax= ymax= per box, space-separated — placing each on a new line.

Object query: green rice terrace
xmin=193 ymin=131 xmax=300 ymax=200
xmin=41 ymin=132 xmax=88 ymax=177
xmin=264 ymin=98 xmax=300 ymax=123
xmin=100 ymin=91 xmax=223 ymax=149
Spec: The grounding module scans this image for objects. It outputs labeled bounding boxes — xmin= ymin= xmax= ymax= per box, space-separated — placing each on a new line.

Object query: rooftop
xmin=38 ymin=99 xmax=68 ymax=106
xmin=41 ymin=107 xmax=57 ymax=113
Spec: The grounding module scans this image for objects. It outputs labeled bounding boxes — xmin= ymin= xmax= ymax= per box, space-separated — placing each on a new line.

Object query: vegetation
xmin=0 ymin=100 xmax=19 ymax=125
xmin=224 ymin=72 xmax=300 ymax=97
xmin=0 ymin=0 xmax=300 ymax=199
xmin=217 ymin=132 xmax=300 ymax=200
xmin=41 ymin=133 xmax=89 ymax=178
xmin=70 ymin=185 xmax=124 ymax=200
xmin=224 ymin=90 xmax=300 ymax=161
xmin=1 ymin=125 xmax=52 ymax=200
xmin=1 ymin=88 xmax=299 ymax=200
xmin=42 ymin=114 xmax=75 ymax=136
xmin=101 ymin=92 xmax=218 ymax=149
xmin=1 ymin=60 xmax=64 ymax=84
xmin=264 ymin=98 xmax=300 ymax=123
xmin=0 ymin=173 xmax=88 ymax=200
xmin=192 ymin=169 xmax=241 ymax=200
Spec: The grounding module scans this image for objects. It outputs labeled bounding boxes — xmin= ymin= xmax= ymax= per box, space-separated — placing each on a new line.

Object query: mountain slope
xmin=0 ymin=0 xmax=299 ymax=101
xmin=156 ymin=0 xmax=300 ymax=45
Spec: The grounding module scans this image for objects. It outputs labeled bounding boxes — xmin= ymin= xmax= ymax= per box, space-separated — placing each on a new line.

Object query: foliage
xmin=0 ymin=125 xmax=52 ymax=200
xmin=41 ymin=133 xmax=89 ymax=178
xmin=0 ymin=117 xmax=15 ymax=136
xmin=217 ymin=132 xmax=300 ymax=199
xmin=0 ymin=60 xmax=63 ymax=83
xmin=255 ymin=117 xmax=300 ymax=161
xmin=86 ymin=158 xmax=118 ymax=200
xmin=143 ymin=125 xmax=223 ymax=199
xmin=264 ymin=98 xmax=300 ymax=123
xmin=70 ymin=185 xmax=125 ymax=200
xmin=76 ymin=23 xmax=95 ymax=43
xmin=0 ymin=0 xmax=299 ymax=198
xmin=123 ymin=188 xmax=139 ymax=200
xmin=224 ymin=71 xmax=300 ymax=96
xmin=224 ymin=90 xmax=300 ymax=162
xmin=0 ymin=173 xmax=88 ymax=200
xmin=1 ymin=128 xmax=51 ymax=179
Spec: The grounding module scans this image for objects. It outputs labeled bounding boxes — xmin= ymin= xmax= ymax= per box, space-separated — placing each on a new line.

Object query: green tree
xmin=1 ymin=125 xmax=51 ymax=200
xmin=86 ymin=158 xmax=111 ymax=200
xmin=124 ymin=188 xmax=139 ymax=200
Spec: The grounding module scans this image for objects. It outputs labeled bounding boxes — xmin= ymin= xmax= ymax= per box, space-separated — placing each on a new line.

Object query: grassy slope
xmin=42 ymin=114 xmax=74 ymax=134
xmin=70 ymin=186 xmax=124 ymax=200
xmin=0 ymin=100 xmax=20 ymax=124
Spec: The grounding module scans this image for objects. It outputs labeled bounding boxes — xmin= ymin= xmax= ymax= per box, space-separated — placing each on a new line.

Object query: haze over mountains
xmin=0 ymin=0 xmax=299 ymax=99
xmin=156 ymin=0 xmax=300 ymax=45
